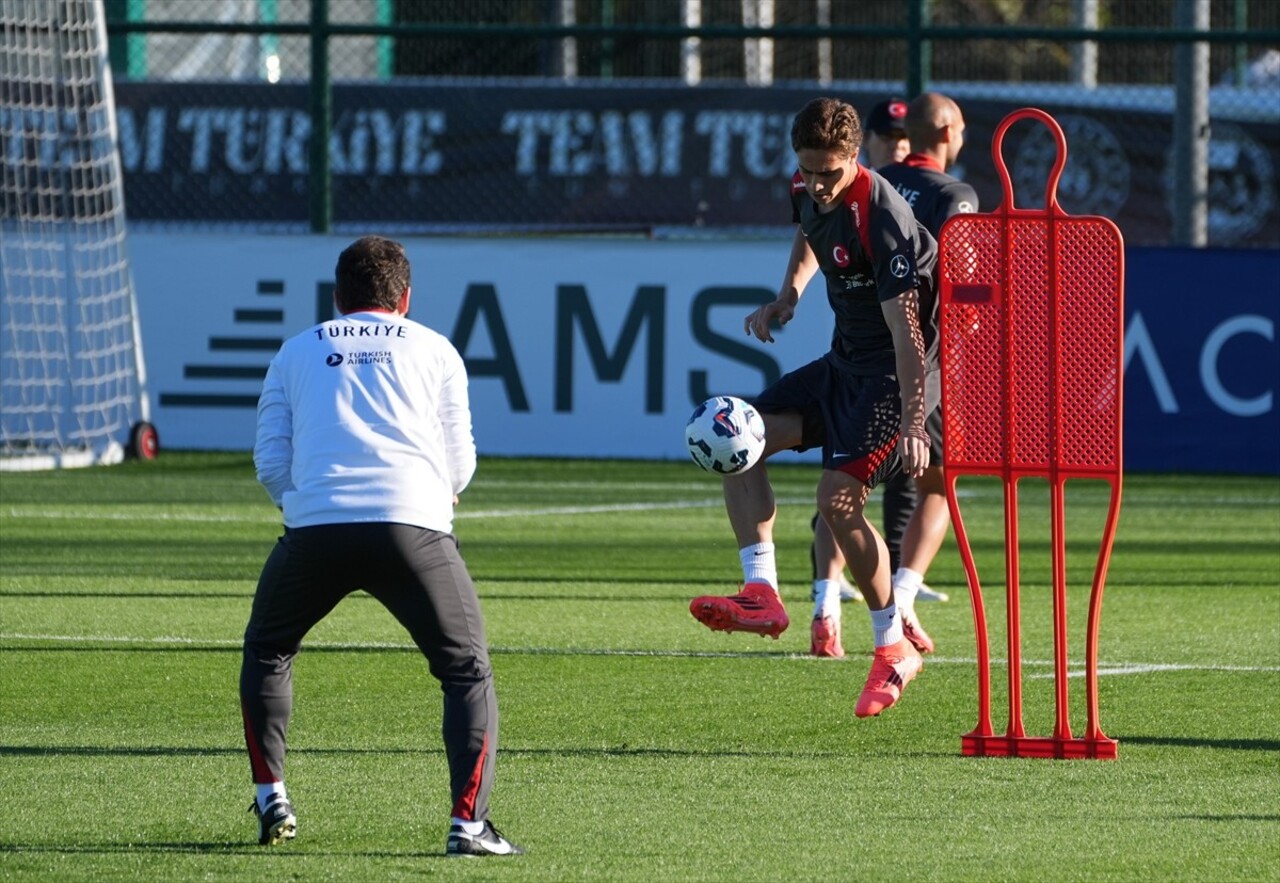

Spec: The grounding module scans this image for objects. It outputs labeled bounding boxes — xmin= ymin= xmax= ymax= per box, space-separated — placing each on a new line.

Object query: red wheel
xmin=127 ymin=421 xmax=160 ymax=460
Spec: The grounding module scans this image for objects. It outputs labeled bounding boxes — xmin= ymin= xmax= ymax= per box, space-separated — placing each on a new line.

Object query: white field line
xmin=1026 ymin=662 xmax=1280 ymax=679
xmin=2 ymin=497 xmax=817 ymax=523
xmin=6 ymin=484 xmax=1274 ymax=526
xmin=3 ymin=508 xmax=280 ymax=523
xmin=1 ymin=632 xmax=1277 ymax=675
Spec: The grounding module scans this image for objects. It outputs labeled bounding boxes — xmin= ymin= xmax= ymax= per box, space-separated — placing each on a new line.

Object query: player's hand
xmin=898 ymin=428 xmax=930 ymax=479
xmin=744 ymin=299 xmax=795 ymax=343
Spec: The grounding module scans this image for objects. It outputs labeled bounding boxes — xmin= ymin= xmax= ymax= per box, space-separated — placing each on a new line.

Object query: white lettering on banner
xmin=1125 ymin=310 xmax=1276 ymax=418
xmin=501 ymin=110 xmax=683 ymax=176
xmin=178 ymin=108 xmax=315 ymax=174
xmin=555 ymin=111 xmax=597 ymax=176
xmin=173 ymin=107 xmax=443 ymax=176
xmin=117 ymin=107 xmax=167 ymax=173
xmin=504 ymin=111 xmax=584 ymax=175
xmin=1200 ymin=315 xmax=1274 ymax=417
xmin=225 ymin=110 xmax=266 ymax=174
xmin=180 ymin=109 xmax=225 ymax=173
xmin=694 ymin=111 xmax=793 ymax=178
xmin=1123 ymin=312 xmax=1179 ymax=413
xmin=0 ymin=107 xmax=87 ymax=168
xmin=331 ymin=109 xmax=444 ymax=175
xmin=599 ymin=111 xmax=683 ymax=176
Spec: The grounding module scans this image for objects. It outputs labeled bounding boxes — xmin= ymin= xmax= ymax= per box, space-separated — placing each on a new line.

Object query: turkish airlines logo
xmin=849 ymin=200 xmax=861 ymax=230
xmin=832 ymin=245 xmax=851 ymax=267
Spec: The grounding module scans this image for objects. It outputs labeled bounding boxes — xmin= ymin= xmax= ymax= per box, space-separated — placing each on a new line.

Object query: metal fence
xmin=100 ymin=0 xmax=1280 ymax=248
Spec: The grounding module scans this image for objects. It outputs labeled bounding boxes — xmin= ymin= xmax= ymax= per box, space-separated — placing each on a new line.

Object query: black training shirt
xmin=877 ymin=153 xmax=979 ymax=239
xmin=791 ymin=165 xmax=939 ymax=375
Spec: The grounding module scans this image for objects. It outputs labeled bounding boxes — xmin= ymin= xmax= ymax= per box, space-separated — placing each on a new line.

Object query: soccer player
xmin=240 ymin=236 xmax=523 ymax=857
xmin=690 ymin=97 xmax=939 ymax=718
xmin=807 ymin=92 xmax=975 ymax=657
xmin=806 ymin=95 xmax=910 ymax=656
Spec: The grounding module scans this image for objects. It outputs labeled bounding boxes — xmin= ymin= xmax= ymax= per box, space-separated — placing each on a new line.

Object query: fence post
xmin=1071 ymin=0 xmax=1098 ymax=88
xmin=1172 ymin=0 xmax=1209 ymax=247
xmin=309 ymin=0 xmax=332 ymax=234
xmin=906 ymin=0 xmax=931 ymax=97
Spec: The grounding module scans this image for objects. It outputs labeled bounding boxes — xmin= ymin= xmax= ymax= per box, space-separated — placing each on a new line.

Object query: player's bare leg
xmin=899 ymin=467 xmax=949 ymax=575
xmin=810 ymin=517 xmax=849 ymax=657
xmin=723 ymin=457 xmax=778 ymax=551
xmin=690 ymin=412 xmax=803 ymax=639
xmin=817 ymin=469 xmax=921 ymax=716
xmin=817 ymin=469 xmax=890 ymax=607
xmin=895 ymin=465 xmax=947 ymax=652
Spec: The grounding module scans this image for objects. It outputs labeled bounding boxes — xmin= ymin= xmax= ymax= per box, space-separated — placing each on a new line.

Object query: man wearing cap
xmin=862 ymin=96 xmax=910 ymax=169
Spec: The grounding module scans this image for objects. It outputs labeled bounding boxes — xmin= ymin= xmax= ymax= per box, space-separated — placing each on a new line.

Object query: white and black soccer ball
xmin=686 ymin=395 xmax=766 ymax=475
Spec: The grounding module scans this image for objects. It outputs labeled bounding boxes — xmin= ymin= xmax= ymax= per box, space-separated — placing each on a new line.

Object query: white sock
xmin=893 ymin=567 xmax=925 ymax=616
xmin=256 ymin=782 xmax=287 ymax=811
xmin=812 ymin=579 xmax=842 ymax=618
xmin=740 ymin=543 xmax=777 ymax=590
xmin=870 ymin=603 xmax=904 ymax=647
xmin=452 ymin=817 xmax=486 ymax=834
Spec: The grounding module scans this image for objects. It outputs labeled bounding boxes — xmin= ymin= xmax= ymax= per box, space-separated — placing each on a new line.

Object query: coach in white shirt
xmin=240 ymin=235 xmax=522 ymax=857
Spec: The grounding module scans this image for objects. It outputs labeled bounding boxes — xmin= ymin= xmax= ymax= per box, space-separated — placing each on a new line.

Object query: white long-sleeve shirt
xmin=254 ymin=310 xmax=476 ymax=533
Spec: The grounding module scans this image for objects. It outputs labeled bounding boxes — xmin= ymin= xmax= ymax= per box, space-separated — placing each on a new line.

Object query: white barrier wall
xmin=127 ymin=234 xmax=1280 ymax=472
xmin=130 ymin=232 xmax=830 ymax=462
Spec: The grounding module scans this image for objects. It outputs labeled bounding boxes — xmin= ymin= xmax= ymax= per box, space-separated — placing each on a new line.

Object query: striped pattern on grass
xmin=1 ymin=452 xmax=1277 ymax=881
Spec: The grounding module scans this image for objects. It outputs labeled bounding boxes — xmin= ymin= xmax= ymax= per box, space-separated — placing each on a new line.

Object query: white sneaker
xmin=838 ymin=576 xmax=864 ymax=603
xmin=446 ymin=820 xmax=525 ymax=857
xmin=915 ymin=583 xmax=949 ymax=602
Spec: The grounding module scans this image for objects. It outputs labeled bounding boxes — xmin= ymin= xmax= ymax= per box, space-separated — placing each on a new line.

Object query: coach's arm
xmin=253 ymin=359 xmax=294 ymax=507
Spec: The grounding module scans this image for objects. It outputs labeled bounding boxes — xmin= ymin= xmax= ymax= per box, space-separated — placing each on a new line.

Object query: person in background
xmin=861 ymin=96 xmax=910 ymax=169
xmin=872 ymin=92 xmax=978 ymax=637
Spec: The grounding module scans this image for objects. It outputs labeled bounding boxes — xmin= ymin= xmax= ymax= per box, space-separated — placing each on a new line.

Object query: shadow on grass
xmin=0 ymin=742 xmax=923 ymax=761
xmin=1120 ymin=735 xmax=1280 ymax=752
xmin=1 ymin=590 xmax=249 ymax=599
xmin=0 ymin=842 xmax=445 ymax=857
xmin=0 ymin=585 xmax=703 ymax=600
xmin=0 ymin=645 xmax=810 ymax=659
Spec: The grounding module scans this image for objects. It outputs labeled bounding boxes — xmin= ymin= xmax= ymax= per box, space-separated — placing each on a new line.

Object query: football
xmin=685 ymin=395 xmax=766 ymax=475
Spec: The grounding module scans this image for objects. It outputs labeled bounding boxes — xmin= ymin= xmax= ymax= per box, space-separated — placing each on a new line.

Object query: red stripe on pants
xmin=241 ymin=698 xmax=278 ymax=784
xmin=450 ymin=732 xmax=489 ymax=821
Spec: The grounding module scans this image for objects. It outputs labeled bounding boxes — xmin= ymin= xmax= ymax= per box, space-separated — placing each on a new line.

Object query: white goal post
xmin=0 ymin=0 xmax=155 ymax=471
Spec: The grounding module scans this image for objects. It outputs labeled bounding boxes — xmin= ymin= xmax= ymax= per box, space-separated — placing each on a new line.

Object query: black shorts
xmin=924 ymin=405 xmax=944 ymax=462
xmin=753 ymin=355 xmax=940 ymax=488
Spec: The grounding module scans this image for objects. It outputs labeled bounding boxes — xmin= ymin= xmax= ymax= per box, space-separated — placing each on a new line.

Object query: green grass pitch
xmin=1 ymin=452 xmax=1277 ymax=881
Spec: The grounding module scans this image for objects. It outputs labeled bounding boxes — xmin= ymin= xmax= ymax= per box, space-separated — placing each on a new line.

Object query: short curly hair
xmin=790 ymin=97 xmax=863 ymax=158
xmin=334 ymin=235 xmax=411 ymax=313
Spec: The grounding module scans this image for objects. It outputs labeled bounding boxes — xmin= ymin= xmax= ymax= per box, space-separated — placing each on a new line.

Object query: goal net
xmin=0 ymin=0 xmax=152 ymax=471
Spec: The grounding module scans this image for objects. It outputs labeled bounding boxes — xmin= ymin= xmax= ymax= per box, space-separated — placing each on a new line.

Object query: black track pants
xmin=240 ymin=522 xmax=498 ymax=821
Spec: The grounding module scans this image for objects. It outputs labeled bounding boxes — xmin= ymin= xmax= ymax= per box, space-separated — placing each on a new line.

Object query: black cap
xmin=864 ymin=97 xmax=909 ymax=135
